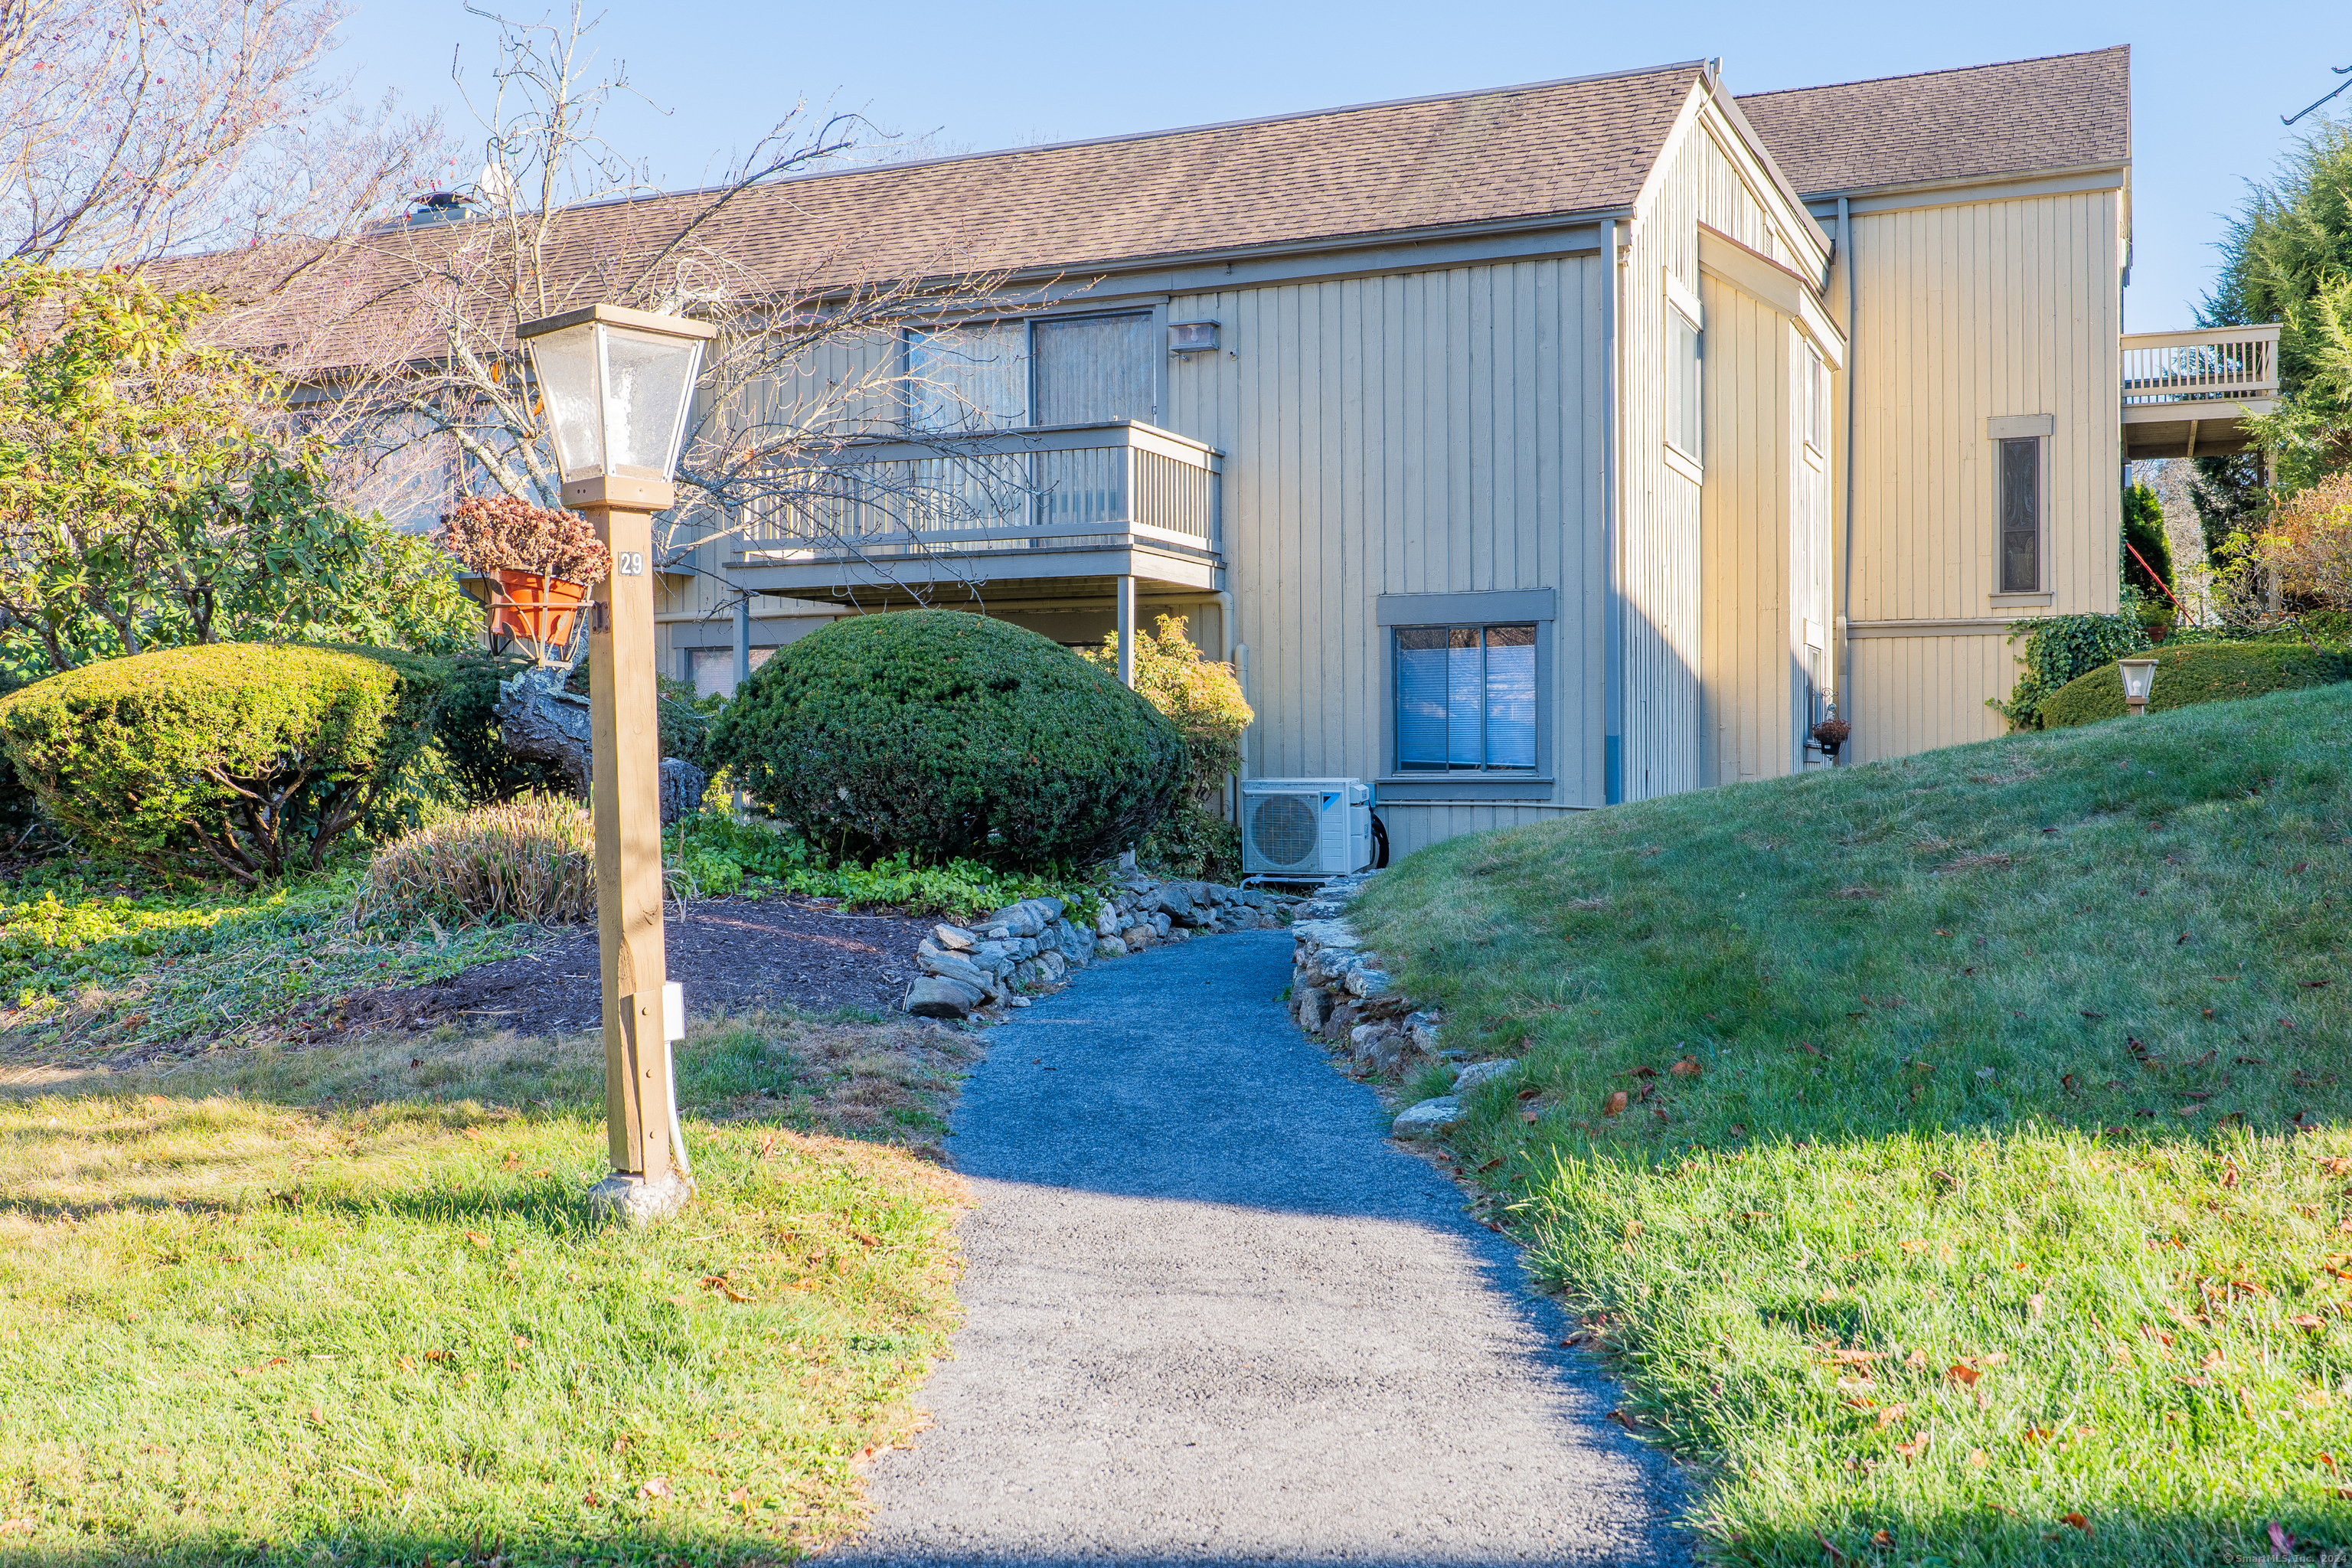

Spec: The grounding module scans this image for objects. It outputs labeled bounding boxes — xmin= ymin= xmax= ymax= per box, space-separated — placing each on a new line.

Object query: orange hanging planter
xmin=484 ymin=567 xmax=590 ymax=648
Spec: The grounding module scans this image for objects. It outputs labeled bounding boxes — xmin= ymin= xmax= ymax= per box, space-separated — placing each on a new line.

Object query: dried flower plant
xmin=436 ymin=495 xmax=610 ymax=582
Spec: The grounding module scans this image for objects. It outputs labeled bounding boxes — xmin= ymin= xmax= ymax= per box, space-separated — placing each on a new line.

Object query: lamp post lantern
xmin=518 ymin=302 xmax=715 ymax=1224
xmin=2117 ymin=658 xmax=2158 ymax=718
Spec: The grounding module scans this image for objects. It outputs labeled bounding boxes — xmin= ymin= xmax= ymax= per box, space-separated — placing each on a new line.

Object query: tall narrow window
xmin=1668 ymin=305 xmax=1703 ymax=462
xmin=1033 ymin=314 xmax=1155 ymax=426
xmin=1803 ymin=349 xmax=1828 ymax=453
xmin=1998 ymin=436 xmax=2040 ymax=593
xmin=1395 ymin=625 xmax=1537 ymax=772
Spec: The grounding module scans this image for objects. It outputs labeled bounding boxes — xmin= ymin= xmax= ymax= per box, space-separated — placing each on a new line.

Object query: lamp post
xmin=2118 ymin=658 xmax=2158 ymax=717
xmin=518 ymin=302 xmax=715 ymax=1224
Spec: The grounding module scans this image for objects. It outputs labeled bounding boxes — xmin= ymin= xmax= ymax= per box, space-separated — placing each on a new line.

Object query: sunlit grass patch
xmin=1356 ymin=684 xmax=2352 ymax=1563
xmin=0 ymin=1013 xmax=972 ymax=1565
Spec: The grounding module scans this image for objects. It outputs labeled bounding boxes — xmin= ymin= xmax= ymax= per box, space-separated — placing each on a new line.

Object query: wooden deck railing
xmin=734 ymin=420 xmax=1220 ymax=565
xmin=2121 ymin=325 xmax=2281 ymax=407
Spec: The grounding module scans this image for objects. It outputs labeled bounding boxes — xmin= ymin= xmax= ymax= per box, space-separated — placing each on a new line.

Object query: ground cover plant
xmin=0 ymin=858 xmax=521 ymax=1061
xmin=1353 ymin=682 xmax=2352 ymax=1565
xmin=0 ymin=1010 xmax=972 ymax=1564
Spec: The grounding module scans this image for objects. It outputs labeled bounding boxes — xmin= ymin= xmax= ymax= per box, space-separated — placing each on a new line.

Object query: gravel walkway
xmin=830 ymin=928 xmax=1682 ymax=1566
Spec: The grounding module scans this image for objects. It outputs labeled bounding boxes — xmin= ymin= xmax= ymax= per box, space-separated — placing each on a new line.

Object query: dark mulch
xmin=328 ymin=894 xmax=935 ymax=1037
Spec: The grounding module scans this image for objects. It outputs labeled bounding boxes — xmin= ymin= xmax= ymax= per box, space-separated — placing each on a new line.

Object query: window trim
xmin=1663 ymin=270 xmax=1705 ymax=469
xmin=1374 ymin=590 xmax=1556 ymax=802
xmin=1988 ymin=416 xmax=2052 ymax=597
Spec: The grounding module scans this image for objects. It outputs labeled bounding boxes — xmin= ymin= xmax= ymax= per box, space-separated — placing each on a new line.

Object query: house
xmin=262 ymin=45 xmax=2282 ymax=858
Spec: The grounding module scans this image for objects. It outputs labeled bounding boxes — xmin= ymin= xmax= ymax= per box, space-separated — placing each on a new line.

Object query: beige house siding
xmin=1163 ymin=253 xmax=1609 ymax=842
xmin=1615 ymin=87 xmax=1833 ymax=800
xmin=1836 ymin=183 xmax=2125 ymax=762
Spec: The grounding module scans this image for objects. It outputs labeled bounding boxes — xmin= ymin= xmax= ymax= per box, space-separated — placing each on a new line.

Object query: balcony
xmin=724 ymin=420 xmax=1222 ymax=603
xmin=2121 ymin=325 xmax=2281 ymax=461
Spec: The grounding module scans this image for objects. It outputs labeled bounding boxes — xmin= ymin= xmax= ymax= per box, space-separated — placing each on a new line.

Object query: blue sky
xmin=333 ymin=1 xmax=2349 ymax=329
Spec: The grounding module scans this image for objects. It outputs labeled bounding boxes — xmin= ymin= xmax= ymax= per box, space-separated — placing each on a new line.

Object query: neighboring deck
xmin=2120 ymin=325 xmax=2280 ymax=461
xmin=724 ymin=421 xmax=1222 ymax=603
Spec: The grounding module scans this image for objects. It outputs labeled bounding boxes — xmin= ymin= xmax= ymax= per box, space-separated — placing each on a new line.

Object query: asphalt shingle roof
xmin=1734 ymin=47 xmax=2129 ymax=199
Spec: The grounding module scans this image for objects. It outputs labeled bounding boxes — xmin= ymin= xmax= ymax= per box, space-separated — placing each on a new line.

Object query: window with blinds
xmin=904 ymin=313 xmax=1155 ymax=432
xmin=1998 ymin=437 xmax=2040 ymax=593
xmin=1394 ymin=625 xmax=1538 ymax=772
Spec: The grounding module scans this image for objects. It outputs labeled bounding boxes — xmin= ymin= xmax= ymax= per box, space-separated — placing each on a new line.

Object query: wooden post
xmin=583 ymin=492 xmax=682 ymax=1222
xmin=1116 ymin=573 xmax=1136 ymax=688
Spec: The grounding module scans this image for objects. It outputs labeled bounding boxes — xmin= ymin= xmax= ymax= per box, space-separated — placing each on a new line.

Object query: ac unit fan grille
xmin=1248 ymin=793 xmax=1318 ymax=869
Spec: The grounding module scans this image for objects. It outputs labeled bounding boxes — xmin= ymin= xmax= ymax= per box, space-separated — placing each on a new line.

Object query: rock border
xmin=904 ymin=872 xmax=1298 ymax=1022
xmin=1286 ymin=874 xmax=1516 ymax=1137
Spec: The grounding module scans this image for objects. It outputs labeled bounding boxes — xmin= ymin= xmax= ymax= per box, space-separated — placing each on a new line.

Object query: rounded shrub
xmin=708 ymin=610 xmax=1184 ymax=869
xmin=0 ymin=643 xmax=444 ymax=884
xmin=2040 ymin=641 xmax=2352 ymax=728
xmin=353 ymin=792 xmax=595 ymax=927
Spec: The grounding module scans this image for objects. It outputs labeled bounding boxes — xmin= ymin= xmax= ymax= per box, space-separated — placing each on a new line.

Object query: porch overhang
xmin=2119 ymin=325 xmax=2280 ymax=462
xmin=2122 ymin=400 xmax=2275 ymax=462
xmin=725 ymin=536 xmax=1221 ymax=600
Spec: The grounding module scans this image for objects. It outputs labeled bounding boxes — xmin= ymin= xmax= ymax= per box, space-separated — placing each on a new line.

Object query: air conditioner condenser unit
xmin=1240 ymin=778 xmax=1373 ymax=877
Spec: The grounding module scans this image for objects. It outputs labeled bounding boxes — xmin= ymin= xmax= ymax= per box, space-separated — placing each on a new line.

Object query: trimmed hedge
xmin=0 ymin=643 xmax=444 ymax=884
xmin=709 ymin=610 xmax=1184 ymax=869
xmin=2040 ymin=641 xmax=2351 ymax=728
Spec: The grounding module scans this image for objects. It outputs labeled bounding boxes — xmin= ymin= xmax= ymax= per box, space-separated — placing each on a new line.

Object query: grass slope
xmin=0 ymin=1011 xmax=973 ymax=1565
xmin=1356 ymin=685 xmax=2352 ymax=1566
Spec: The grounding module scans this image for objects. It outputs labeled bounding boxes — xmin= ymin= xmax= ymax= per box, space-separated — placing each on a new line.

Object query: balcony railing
xmin=733 ymin=420 xmax=1220 ymax=571
xmin=2121 ymin=325 xmax=2281 ymax=407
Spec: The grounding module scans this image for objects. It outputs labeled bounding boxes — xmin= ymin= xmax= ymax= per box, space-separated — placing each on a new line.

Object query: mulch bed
xmin=328 ymin=894 xmax=936 ymax=1037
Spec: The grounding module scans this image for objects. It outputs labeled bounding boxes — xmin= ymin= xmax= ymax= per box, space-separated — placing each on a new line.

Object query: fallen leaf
xmin=1602 ymin=1090 xmax=1628 ymax=1117
xmin=1946 ymin=1363 xmax=1981 ymax=1387
xmin=397 ymin=1355 xmax=415 ymax=1374
xmin=582 ymin=1490 xmax=601 ymax=1508
xmin=639 ymin=1477 xmax=672 ymax=1501
xmin=1876 ymin=1403 xmax=1908 ymax=1426
xmin=2222 ymin=1161 xmax=2241 ymax=1188
xmin=2292 ymin=1315 xmax=2326 ymax=1331
xmin=1894 ymin=1435 xmax=1929 ymax=1462
xmin=1968 ymin=1447 xmax=1988 ymax=1468
xmin=2028 ymin=1292 xmax=2046 ymax=1319
xmin=2176 ymin=1375 xmax=2213 ymax=1387
xmin=2269 ymin=1521 xmax=2294 ymax=1559
xmin=2203 ymin=1348 xmax=2226 ymax=1370
xmin=462 ymin=1231 xmax=490 ymax=1249
xmin=1979 ymin=1351 xmax=2009 ymax=1367
xmin=2022 ymin=1426 xmax=2053 ymax=1444
xmin=727 ymin=1486 xmax=751 ymax=1510
xmin=1873 ymin=1530 xmax=1893 ymax=1547
xmin=1823 ymin=1348 xmax=1888 ymax=1365
xmin=1670 ymin=1057 xmax=1702 ymax=1079
xmin=1903 ymin=1348 xmax=1928 ymax=1370
xmin=757 ymin=1133 xmax=778 ymax=1160
xmin=2063 ymin=1513 xmax=2091 ymax=1533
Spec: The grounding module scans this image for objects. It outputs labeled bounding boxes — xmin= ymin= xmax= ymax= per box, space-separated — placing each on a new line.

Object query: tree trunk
xmin=495 ymin=666 xmax=595 ymax=798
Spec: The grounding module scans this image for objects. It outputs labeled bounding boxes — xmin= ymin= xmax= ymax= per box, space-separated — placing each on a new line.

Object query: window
xmin=1668 ymin=304 xmax=1703 ymax=462
xmin=1998 ymin=436 xmax=2040 ymax=593
xmin=1394 ymin=625 xmax=1537 ymax=772
xmin=684 ymin=645 xmax=773 ymax=701
xmin=1803 ymin=348 xmax=1828 ymax=453
xmin=905 ymin=312 xmax=1154 ymax=433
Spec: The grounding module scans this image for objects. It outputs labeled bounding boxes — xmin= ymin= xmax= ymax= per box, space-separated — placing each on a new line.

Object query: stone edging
xmin=1286 ymin=874 xmax=1517 ymax=1136
xmin=903 ymin=874 xmax=1298 ymax=1022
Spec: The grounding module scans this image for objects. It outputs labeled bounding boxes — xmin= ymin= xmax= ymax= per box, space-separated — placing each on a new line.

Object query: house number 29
xmin=617 ymin=551 xmax=645 ymax=576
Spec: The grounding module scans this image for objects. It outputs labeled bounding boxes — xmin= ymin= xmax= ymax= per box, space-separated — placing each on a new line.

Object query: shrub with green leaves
xmin=2039 ymin=640 xmax=2350 ymax=727
xmin=709 ymin=610 xmax=1184 ymax=870
xmin=1991 ymin=612 xmax=2150 ymax=730
xmin=0 ymin=644 xmax=444 ymax=885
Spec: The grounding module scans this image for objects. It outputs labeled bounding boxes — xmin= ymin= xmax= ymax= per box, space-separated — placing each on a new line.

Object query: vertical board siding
xmin=1840 ymin=187 xmax=2122 ymax=760
xmin=1696 ymin=273 xmax=1791 ymax=785
xmin=1615 ymin=96 xmax=1832 ymax=801
xmin=1168 ymin=253 xmax=1603 ymax=811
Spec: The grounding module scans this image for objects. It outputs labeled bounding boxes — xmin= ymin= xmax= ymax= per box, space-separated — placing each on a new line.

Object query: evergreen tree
xmin=2122 ymin=482 xmax=2174 ymax=599
xmin=2195 ymin=116 xmax=2352 ymax=529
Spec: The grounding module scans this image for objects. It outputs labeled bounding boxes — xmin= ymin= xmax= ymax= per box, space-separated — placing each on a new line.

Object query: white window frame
xmin=1663 ymin=270 xmax=1705 ymax=469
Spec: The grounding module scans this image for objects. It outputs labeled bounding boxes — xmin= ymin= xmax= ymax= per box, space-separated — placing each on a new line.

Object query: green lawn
xmin=1355 ymin=684 xmax=2352 ymax=1565
xmin=0 ymin=1011 xmax=973 ymax=1565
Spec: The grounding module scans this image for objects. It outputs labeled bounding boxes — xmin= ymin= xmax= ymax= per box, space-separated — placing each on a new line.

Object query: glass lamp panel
xmin=527 ymin=323 xmax=605 ymax=479
xmin=601 ymin=325 xmax=704 ymax=477
xmin=2120 ymin=662 xmax=2156 ymax=701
